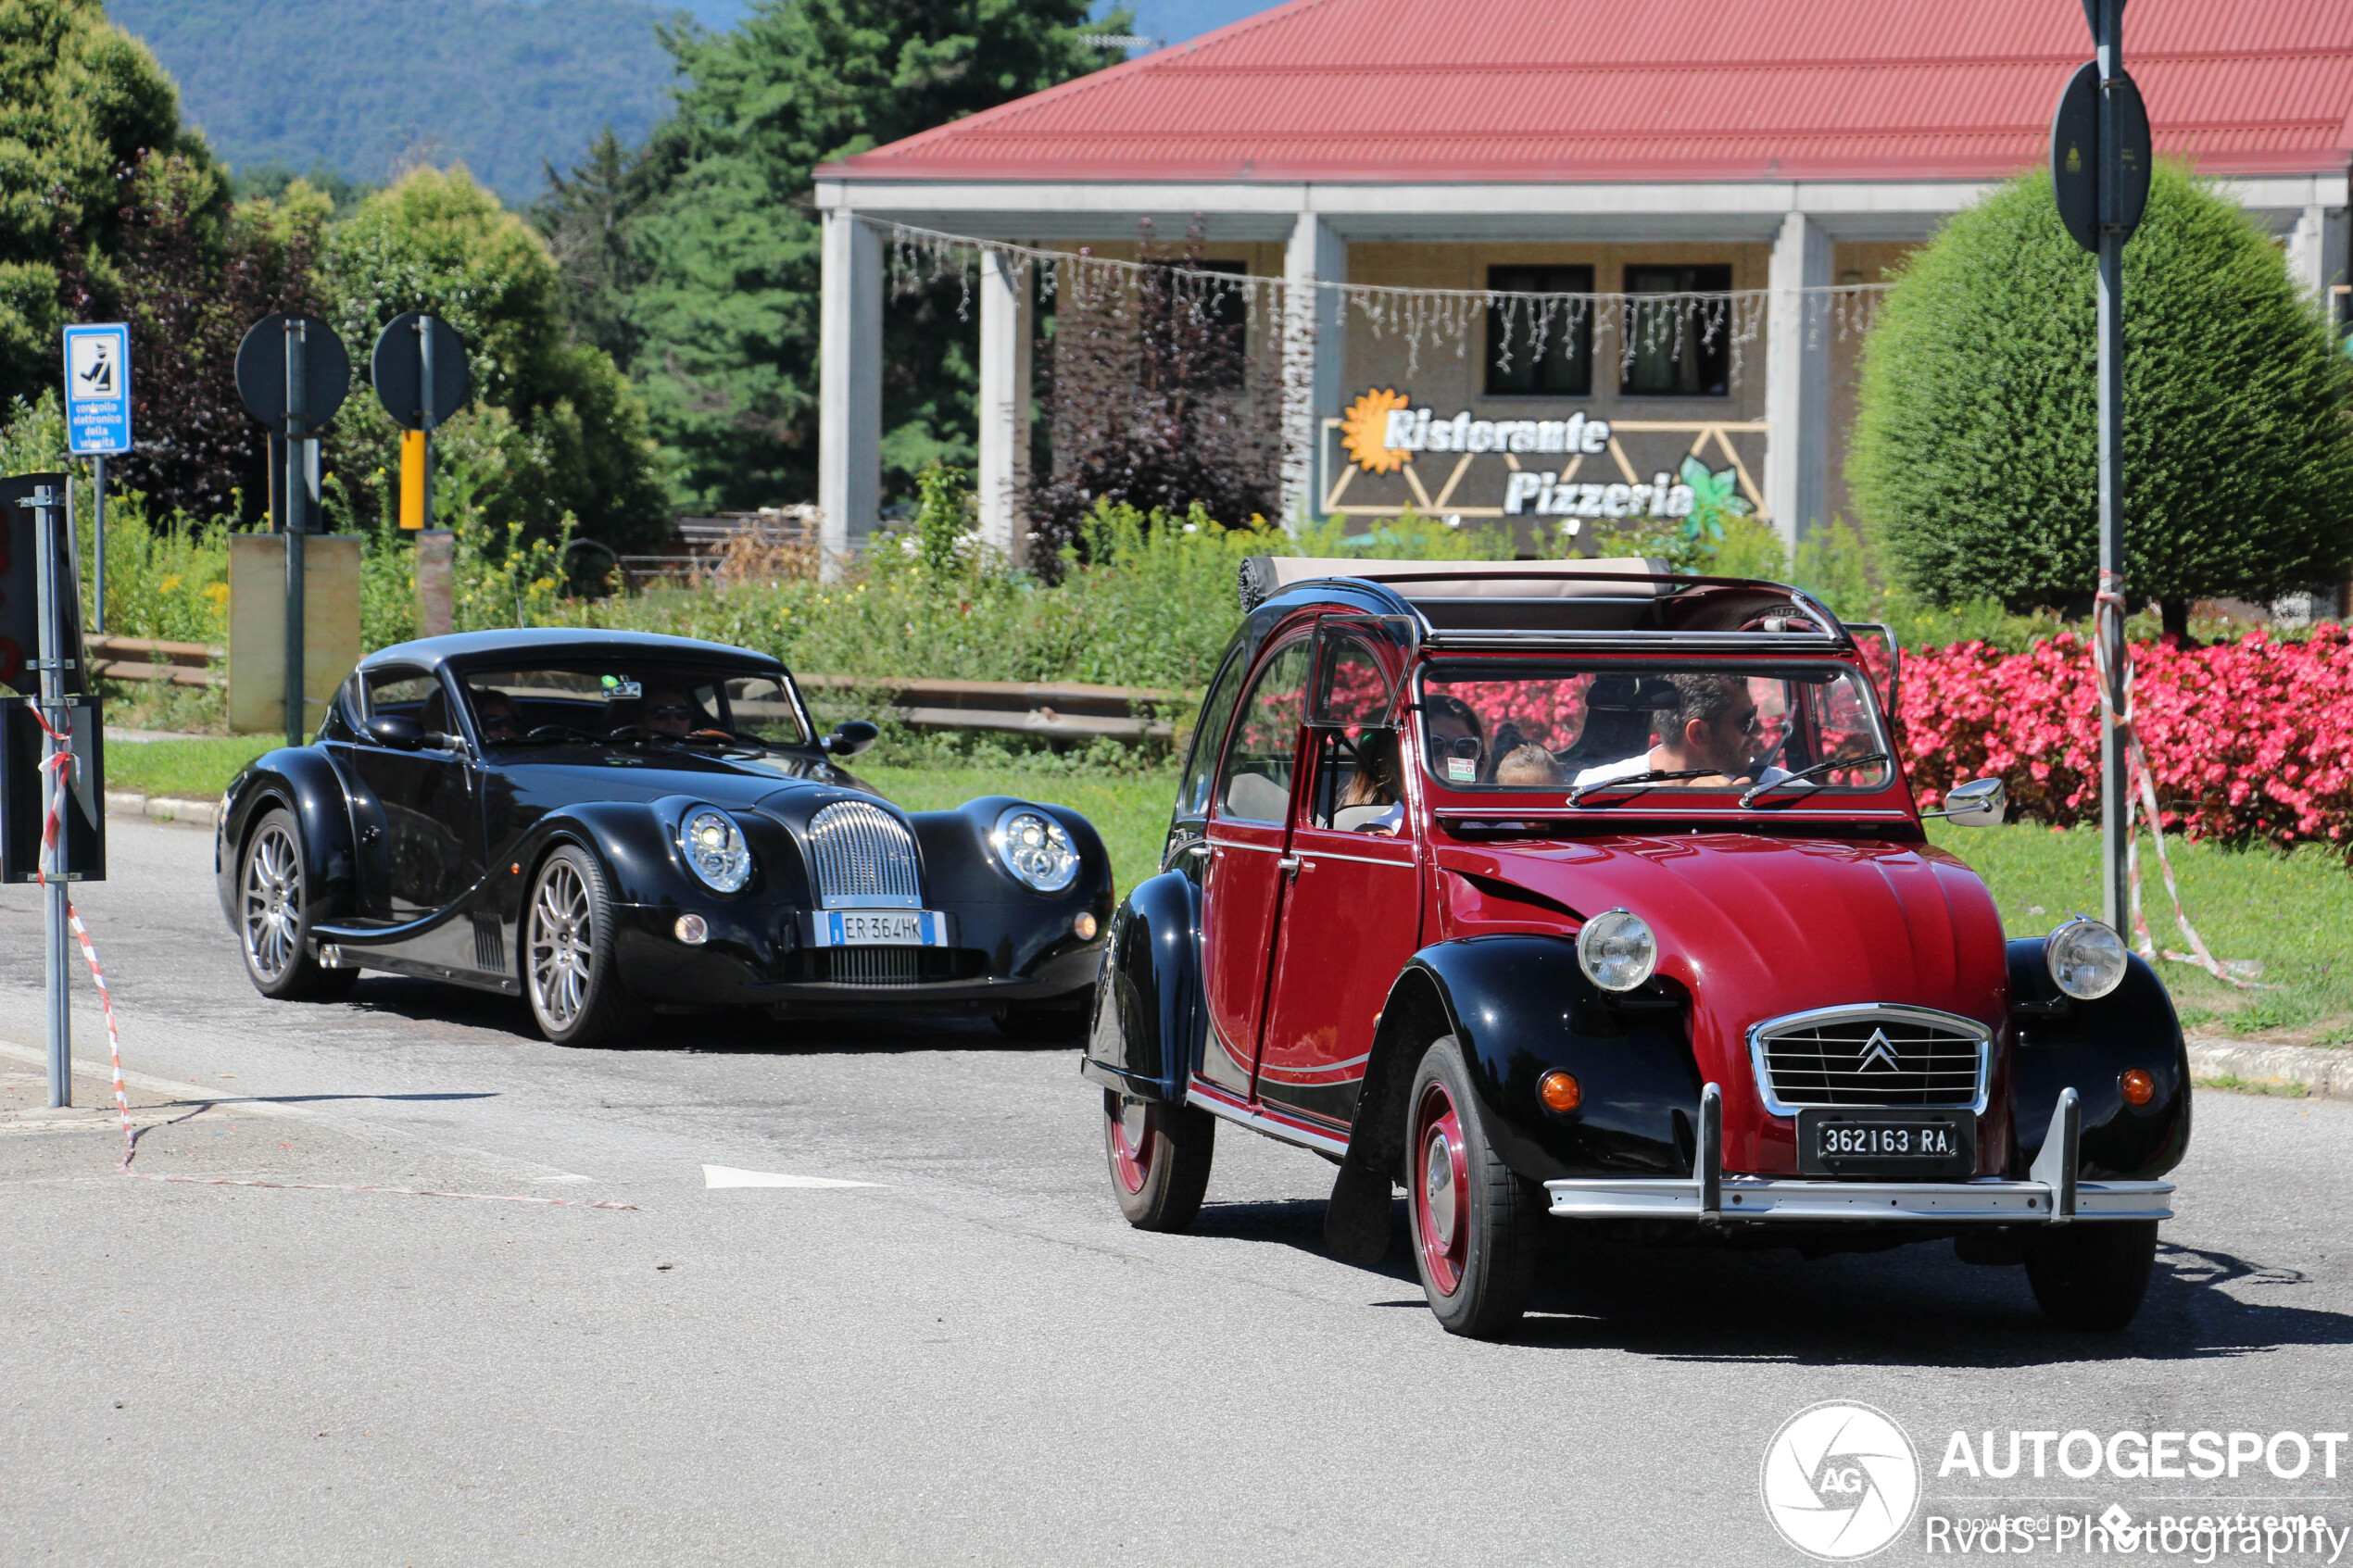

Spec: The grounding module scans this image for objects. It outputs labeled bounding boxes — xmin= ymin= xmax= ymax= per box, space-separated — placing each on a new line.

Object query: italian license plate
xmin=811 ymin=909 xmax=951 ymax=947
xmin=1796 ymin=1110 xmax=1975 ymax=1179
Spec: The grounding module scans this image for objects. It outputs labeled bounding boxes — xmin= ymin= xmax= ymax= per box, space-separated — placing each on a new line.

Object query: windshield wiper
xmin=1739 ymin=752 xmax=1892 ymax=809
xmin=1566 ymin=767 xmax=1720 ymax=807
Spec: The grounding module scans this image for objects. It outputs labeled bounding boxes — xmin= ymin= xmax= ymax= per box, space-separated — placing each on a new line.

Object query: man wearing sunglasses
xmin=1569 ymin=672 xmax=1786 ymax=791
xmin=635 ymin=681 xmax=704 ymax=739
xmin=471 ymin=688 xmax=526 ymax=745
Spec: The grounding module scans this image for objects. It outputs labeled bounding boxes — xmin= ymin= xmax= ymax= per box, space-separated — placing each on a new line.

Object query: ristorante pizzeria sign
xmin=1323 ymin=386 xmax=1767 ymax=528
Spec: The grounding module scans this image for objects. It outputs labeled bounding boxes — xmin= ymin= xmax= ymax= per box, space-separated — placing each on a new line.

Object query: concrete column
xmin=975 ymin=248 xmax=1033 ymax=566
xmin=1282 ymin=213 xmax=1347 ymax=526
xmin=818 ymin=208 xmax=883 ymax=581
xmin=2285 ymin=204 xmax=2349 ymax=303
xmin=1764 ymin=210 xmax=1833 ymax=556
xmin=414 ymin=530 xmax=454 ymax=636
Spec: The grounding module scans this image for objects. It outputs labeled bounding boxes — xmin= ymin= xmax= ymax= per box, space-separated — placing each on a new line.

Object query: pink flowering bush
xmin=1902 ymin=627 xmax=2353 ymax=853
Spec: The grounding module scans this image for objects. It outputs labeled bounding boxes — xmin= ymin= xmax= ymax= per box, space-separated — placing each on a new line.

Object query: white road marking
xmin=702 ymin=1164 xmax=880 ymax=1190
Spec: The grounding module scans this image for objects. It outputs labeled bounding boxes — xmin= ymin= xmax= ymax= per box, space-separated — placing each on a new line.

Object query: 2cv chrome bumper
xmin=1543 ymin=1085 xmax=2174 ymax=1225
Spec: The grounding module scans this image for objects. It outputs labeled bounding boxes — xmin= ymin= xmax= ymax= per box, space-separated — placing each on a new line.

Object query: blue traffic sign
xmin=62 ymin=323 xmax=132 ymax=456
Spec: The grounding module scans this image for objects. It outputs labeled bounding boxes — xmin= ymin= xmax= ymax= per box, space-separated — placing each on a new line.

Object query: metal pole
xmin=418 ymin=316 xmax=436 ymax=531
xmin=31 ymin=483 xmax=70 ymax=1108
xmin=2095 ymin=0 xmax=2130 ymax=934
xmin=283 ymin=320 xmax=307 ymax=748
xmin=91 ymin=455 xmax=106 ymax=634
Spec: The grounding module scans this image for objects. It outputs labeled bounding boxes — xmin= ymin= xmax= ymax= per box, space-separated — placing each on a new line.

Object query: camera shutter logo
xmin=1760 ymin=1402 xmax=1919 ymax=1560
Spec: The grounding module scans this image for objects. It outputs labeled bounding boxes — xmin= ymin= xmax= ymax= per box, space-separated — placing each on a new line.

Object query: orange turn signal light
xmin=2120 ymin=1068 xmax=2156 ymax=1107
xmin=1539 ymin=1071 xmax=1582 ymax=1113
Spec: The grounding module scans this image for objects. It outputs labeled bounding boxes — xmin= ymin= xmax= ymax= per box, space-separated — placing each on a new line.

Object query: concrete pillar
xmin=818 ymin=208 xmax=883 ymax=581
xmin=975 ymin=248 xmax=1034 ymax=566
xmin=415 ymin=530 xmax=454 ymax=637
xmin=2285 ymin=203 xmax=2349 ymax=304
xmin=1764 ymin=210 xmax=1833 ymax=557
xmin=1282 ymin=213 xmax=1347 ymax=526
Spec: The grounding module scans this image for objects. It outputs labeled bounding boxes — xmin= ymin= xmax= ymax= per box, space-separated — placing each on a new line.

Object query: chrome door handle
xmin=1277 ymin=854 xmax=1301 ymax=880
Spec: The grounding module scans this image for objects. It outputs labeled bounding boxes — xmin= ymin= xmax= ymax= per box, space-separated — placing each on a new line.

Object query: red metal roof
xmin=832 ymin=0 xmax=2353 ymax=183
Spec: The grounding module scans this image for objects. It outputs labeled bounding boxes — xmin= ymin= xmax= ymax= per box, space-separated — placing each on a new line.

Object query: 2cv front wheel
xmin=2023 ymin=1219 xmax=2159 ymax=1331
xmin=1104 ymin=1090 xmax=1214 ymax=1232
xmin=1407 ymin=1035 xmax=1542 ymax=1339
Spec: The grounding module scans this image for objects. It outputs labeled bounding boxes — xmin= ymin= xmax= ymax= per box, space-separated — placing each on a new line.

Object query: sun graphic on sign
xmin=1340 ymin=387 xmax=1412 ymax=473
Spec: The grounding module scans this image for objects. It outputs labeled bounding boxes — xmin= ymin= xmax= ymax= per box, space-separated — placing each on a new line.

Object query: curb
xmin=103 ymin=790 xmax=218 ymax=831
xmin=2186 ymin=1037 xmax=2352 ymax=1099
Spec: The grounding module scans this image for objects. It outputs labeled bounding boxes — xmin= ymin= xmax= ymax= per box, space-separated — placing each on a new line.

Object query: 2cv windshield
xmin=1418 ymin=661 xmax=1893 ymax=799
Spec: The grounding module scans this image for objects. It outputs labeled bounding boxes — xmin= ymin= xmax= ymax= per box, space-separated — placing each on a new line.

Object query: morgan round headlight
xmin=1577 ymin=908 xmax=1656 ymax=993
xmin=2046 ymin=916 xmax=2127 ymax=1000
xmin=680 ymin=807 xmax=751 ymax=893
xmin=993 ymin=806 xmax=1079 ymax=894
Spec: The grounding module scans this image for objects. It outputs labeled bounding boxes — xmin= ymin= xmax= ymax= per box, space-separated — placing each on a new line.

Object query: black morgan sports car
xmin=215 ymin=629 xmax=1113 ymax=1045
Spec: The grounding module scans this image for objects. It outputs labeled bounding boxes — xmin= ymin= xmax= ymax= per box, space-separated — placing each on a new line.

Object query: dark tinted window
xmin=1620 ymin=264 xmax=1733 ymax=396
xmin=1485 ymin=265 xmax=1594 ymax=396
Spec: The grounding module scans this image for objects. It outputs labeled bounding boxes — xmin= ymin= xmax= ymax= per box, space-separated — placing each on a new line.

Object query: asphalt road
xmin=4 ymin=819 xmax=2352 ymax=1566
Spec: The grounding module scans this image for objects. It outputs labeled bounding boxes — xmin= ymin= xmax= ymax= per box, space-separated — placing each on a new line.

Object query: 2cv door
xmin=1198 ymin=633 xmax=1314 ymax=1097
xmin=1252 ymin=621 xmax=1420 ymax=1128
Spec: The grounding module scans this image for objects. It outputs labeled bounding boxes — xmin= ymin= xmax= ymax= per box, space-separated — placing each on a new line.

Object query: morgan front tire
xmin=237 ymin=808 xmax=358 ymax=1002
xmin=2023 ymin=1219 xmax=2158 ymax=1331
xmin=1407 ymin=1035 xmax=1541 ymax=1338
xmin=525 ymin=845 xmax=650 ymax=1048
xmin=1104 ymin=1090 xmax=1214 ymax=1232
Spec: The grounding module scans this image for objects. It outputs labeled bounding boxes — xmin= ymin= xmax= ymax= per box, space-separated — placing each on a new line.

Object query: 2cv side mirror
xmin=1924 ymin=776 xmax=2007 ymax=827
xmin=365 ymin=715 xmax=427 ymax=751
xmin=821 ymin=720 xmax=879 ymax=758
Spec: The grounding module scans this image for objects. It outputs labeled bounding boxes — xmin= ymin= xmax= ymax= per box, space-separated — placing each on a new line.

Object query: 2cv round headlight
xmin=1577 ymin=908 xmax=1656 ymax=993
xmin=2045 ymin=916 xmax=2128 ymax=1000
xmin=994 ymin=806 xmax=1080 ymax=893
xmin=680 ymin=807 xmax=752 ymax=893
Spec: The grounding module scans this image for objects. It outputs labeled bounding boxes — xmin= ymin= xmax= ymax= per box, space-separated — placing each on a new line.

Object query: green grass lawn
xmin=105 ymin=734 xmax=273 ymax=801
xmin=107 ymin=738 xmax=2348 ymax=1044
xmin=1927 ymin=822 xmax=2353 ymax=1047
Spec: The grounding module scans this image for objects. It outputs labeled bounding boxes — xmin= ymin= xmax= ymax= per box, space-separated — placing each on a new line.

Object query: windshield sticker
xmin=599 ymin=675 xmax=642 ymax=700
xmin=1448 ymin=757 xmax=1478 ymax=783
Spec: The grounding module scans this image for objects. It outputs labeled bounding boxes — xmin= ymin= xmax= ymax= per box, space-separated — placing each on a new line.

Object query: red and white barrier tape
xmin=28 ymin=705 xmax=635 ymax=1209
xmin=2091 ymin=574 xmax=2270 ymax=990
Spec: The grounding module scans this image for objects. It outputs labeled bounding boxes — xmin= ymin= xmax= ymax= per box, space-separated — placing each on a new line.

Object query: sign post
xmin=62 ymin=324 xmax=132 ymax=634
xmin=234 ymin=314 xmax=350 ymax=747
xmin=371 ymin=312 xmax=471 ymax=532
xmin=2052 ymin=0 xmax=2150 ymax=937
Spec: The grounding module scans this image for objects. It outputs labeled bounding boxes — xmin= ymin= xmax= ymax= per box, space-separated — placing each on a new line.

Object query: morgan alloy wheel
xmin=1103 ymin=1089 xmax=1214 ymax=1232
xmin=237 ymin=808 xmax=357 ymax=1002
xmin=2024 ymin=1219 xmax=2159 ymax=1331
xmin=1407 ymin=1035 xmax=1541 ymax=1338
xmin=525 ymin=845 xmax=650 ymax=1047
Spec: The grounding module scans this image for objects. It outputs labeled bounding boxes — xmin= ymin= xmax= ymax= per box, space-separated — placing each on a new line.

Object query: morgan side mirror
xmin=365 ymin=714 xmax=426 ymax=751
xmin=1925 ymin=776 xmax=2006 ymax=827
xmin=822 ymin=720 xmax=879 ymax=758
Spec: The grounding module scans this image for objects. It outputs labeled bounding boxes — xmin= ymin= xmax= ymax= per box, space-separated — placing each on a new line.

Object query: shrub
xmin=1902 ymin=629 xmax=2353 ymax=854
xmin=1849 ymin=162 xmax=2353 ymax=631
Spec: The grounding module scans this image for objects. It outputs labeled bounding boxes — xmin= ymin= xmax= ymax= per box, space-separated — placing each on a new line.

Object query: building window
xmin=1144 ymin=258 xmax=1249 ymax=391
xmin=1484 ymin=265 xmax=1594 ymax=396
xmin=1620 ymin=264 xmax=1733 ymax=396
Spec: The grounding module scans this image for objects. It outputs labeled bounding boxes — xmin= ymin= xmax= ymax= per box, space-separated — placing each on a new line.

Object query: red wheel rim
xmin=1108 ymin=1098 xmax=1153 ymax=1195
xmin=1413 ymin=1081 xmax=1470 ymax=1296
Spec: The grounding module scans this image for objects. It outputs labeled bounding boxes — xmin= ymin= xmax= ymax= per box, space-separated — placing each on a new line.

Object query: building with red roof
xmin=812 ymin=0 xmax=2352 ymax=559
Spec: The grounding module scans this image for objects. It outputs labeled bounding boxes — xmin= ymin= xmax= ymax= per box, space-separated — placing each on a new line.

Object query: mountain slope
xmin=111 ymin=0 xmax=682 ymax=202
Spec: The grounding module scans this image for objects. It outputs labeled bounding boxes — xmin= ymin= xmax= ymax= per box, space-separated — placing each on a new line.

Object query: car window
xmin=1176 ymin=646 xmax=1247 ymax=819
xmin=1311 ymin=632 xmax=1396 ymax=728
xmin=1417 ymin=661 xmax=1892 ymax=795
xmin=455 ymin=665 xmax=806 ymax=746
xmin=1214 ymin=638 xmax=1312 ymax=823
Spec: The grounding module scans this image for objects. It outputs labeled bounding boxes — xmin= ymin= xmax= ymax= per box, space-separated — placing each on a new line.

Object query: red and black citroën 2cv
xmin=1082 ymin=558 xmax=2187 ymax=1338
